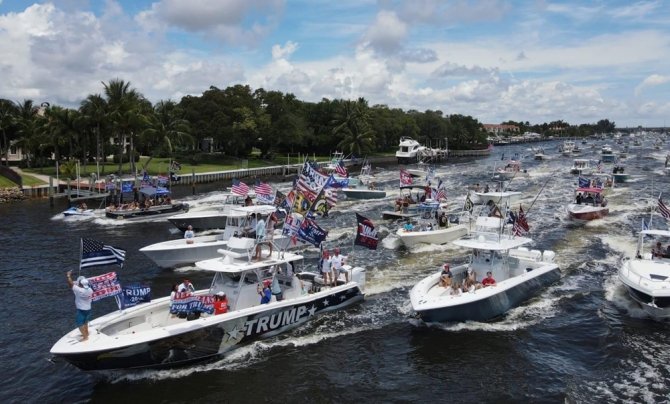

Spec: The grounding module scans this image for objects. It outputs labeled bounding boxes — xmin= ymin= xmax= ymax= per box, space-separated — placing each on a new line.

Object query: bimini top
xmin=196 ymin=249 xmax=303 ymax=273
xmin=452 ymin=233 xmax=532 ymax=251
xmin=230 ymin=205 xmax=278 ymax=216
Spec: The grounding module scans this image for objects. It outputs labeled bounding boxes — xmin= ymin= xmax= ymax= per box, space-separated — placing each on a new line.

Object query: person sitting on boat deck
xmin=244 ymin=195 xmax=253 ymax=206
xmin=481 ymin=271 xmax=497 ymax=287
xmin=330 ymin=248 xmax=348 ymax=285
xmin=462 ymin=268 xmax=482 ymax=292
xmin=594 ymin=193 xmax=602 ymax=205
xmin=403 ymin=221 xmax=414 ymax=232
xmin=583 ymin=193 xmax=594 ymax=204
xmin=258 ymin=280 xmax=272 ymax=304
xmin=184 ymin=225 xmax=195 ymax=244
xmin=213 ymin=291 xmax=229 ymax=315
xmin=253 ymin=214 xmax=268 ymax=260
xmin=320 ymin=249 xmax=332 ymax=286
xmin=178 ymin=278 xmax=195 ymax=294
xmin=78 ymin=202 xmax=87 ymax=211
xmin=484 ymin=184 xmax=490 ymax=193
xmin=439 ymin=263 xmax=452 ymax=287
xmin=448 ymin=281 xmax=462 ymax=296
xmin=66 ymin=271 xmax=93 ymax=341
xmin=575 ymin=193 xmax=583 ymax=205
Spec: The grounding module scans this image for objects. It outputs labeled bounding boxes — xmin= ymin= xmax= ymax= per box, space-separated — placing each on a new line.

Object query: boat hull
xmin=396 ymin=225 xmax=468 ymax=248
xmin=342 ymin=188 xmax=387 ymax=200
xmin=106 ymin=203 xmax=189 ymax=220
xmin=567 ymin=204 xmax=608 ymax=221
xmin=619 ymin=259 xmax=670 ymax=318
xmin=140 ymin=237 xmax=228 ymax=268
xmin=397 ymin=155 xmax=419 ymax=164
xmin=414 ymin=267 xmax=560 ymax=322
xmin=51 ymin=285 xmax=364 ymax=371
xmin=612 ymin=173 xmax=628 ymax=183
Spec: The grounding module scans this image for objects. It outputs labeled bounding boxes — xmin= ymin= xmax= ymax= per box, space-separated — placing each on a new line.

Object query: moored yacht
xmin=396 ymin=137 xmax=423 ymax=164
xmin=50 ymin=237 xmax=366 ymax=371
xmin=409 ymin=215 xmax=559 ymax=322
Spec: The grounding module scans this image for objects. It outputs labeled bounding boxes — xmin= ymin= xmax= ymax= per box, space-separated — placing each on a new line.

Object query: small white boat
xmin=62 ymin=206 xmax=97 ymax=218
xmin=532 ymin=147 xmax=547 ymax=160
xmin=619 ymin=229 xmax=670 ymax=318
xmin=566 ymin=187 xmax=608 ymax=221
xmin=492 ymin=160 xmax=527 ymax=181
xmin=141 ymin=205 xmax=281 ymax=268
xmin=561 ymin=140 xmax=575 ymax=156
xmin=410 ymin=215 xmax=559 ymax=322
xmin=396 ymin=209 xmax=468 ymax=248
xmin=51 ymin=237 xmax=366 ymax=371
xmin=601 ymin=144 xmax=616 ymax=163
xmin=569 ymin=159 xmax=593 ymax=175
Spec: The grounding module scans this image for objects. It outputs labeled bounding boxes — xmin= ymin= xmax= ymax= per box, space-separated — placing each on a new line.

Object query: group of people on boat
xmin=438 ymin=263 xmax=496 ymax=295
xmin=574 ymin=192 xmax=606 ymax=207
xmin=319 ymin=248 xmax=349 ymax=286
xmin=107 ymin=196 xmax=172 ymax=212
xmin=652 ymin=242 xmax=670 ymax=259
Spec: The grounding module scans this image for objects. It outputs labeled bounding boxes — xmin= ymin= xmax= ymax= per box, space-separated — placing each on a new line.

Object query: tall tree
xmin=332 ymin=98 xmax=375 ymax=156
xmin=80 ymin=94 xmax=108 ymax=176
xmin=0 ymin=99 xmax=18 ymax=166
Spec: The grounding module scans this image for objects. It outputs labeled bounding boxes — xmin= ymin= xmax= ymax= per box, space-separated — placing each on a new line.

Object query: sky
xmin=0 ymin=0 xmax=669 ymax=128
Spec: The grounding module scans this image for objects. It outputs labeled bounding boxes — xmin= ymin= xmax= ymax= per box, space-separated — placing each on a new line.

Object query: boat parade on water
xmin=42 ymin=133 xmax=670 ymax=377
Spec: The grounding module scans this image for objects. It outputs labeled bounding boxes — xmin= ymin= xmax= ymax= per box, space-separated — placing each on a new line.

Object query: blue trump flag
xmin=578 ymin=177 xmax=590 ymax=188
xmin=120 ymin=283 xmax=152 ymax=309
xmin=121 ymin=181 xmax=134 ymax=193
xmin=297 ymin=218 xmax=328 ymax=247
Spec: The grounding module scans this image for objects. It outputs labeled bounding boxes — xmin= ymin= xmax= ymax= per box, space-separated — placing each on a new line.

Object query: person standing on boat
xmin=213 ymin=292 xmax=229 ymax=314
xmin=330 ymin=248 xmax=348 ymax=285
xmin=184 ymin=225 xmax=195 ymax=244
xmin=320 ymin=250 xmax=332 ymax=286
xmin=178 ymin=278 xmax=195 ymax=294
xmin=66 ymin=271 xmax=93 ymax=341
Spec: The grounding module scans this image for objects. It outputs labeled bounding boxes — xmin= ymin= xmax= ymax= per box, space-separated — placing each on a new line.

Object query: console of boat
xmin=50 ymin=237 xmax=366 ymax=371
xmin=619 ymin=229 xmax=670 ymax=319
xmin=409 ymin=216 xmax=560 ymax=322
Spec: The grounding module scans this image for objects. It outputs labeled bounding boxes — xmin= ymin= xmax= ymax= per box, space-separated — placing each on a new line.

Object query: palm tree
xmin=80 ymin=94 xmax=108 ymax=176
xmin=14 ymin=100 xmax=41 ymax=167
xmin=0 ymin=99 xmax=18 ymax=166
xmin=139 ymin=100 xmax=193 ymax=168
xmin=102 ymin=79 xmax=145 ymax=174
xmin=332 ymin=98 xmax=375 ymax=156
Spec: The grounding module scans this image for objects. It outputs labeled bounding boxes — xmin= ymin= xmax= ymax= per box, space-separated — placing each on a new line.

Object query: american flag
xmin=513 ymin=205 xmax=530 ymax=237
xmin=335 ymin=160 xmax=348 ymax=177
xmin=659 ymin=197 xmax=670 ymax=219
xmin=80 ymin=238 xmax=126 ymax=269
xmin=400 ymin=169 xmax=413 ymax=186
xmin=435 ymin=188 xmax=447 ymax=201
xmin=231 ymin=179 xmax=249 ymax=196
xmin=254 ymin=180 xmax=273 ymax=195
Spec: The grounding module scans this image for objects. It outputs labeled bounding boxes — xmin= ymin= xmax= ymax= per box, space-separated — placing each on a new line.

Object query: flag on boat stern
xmin=355 ymin=213 xmax=378 ymax=250
xmin=659 ymin=197 xmax=670 ymax=219
xmin=80 ymin=238 xmax=126 ymax=269
xmin=231 ymin=179 xmax=249 ymax=196
xmin=254 ymin=179 xmax=273 ymax=196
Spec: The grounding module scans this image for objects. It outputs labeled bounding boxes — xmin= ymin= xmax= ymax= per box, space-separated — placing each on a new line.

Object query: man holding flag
xmin=65 ymin=270 xmax=93 ymax=341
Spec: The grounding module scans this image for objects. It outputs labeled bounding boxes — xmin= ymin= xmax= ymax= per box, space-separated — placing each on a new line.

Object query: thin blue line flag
xmin=81 ymin=238 xmax=126 ymax=269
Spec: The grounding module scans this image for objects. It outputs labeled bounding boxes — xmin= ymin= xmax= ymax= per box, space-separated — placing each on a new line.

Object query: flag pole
xmin=78 ymin=237 xmax=83 ymax=277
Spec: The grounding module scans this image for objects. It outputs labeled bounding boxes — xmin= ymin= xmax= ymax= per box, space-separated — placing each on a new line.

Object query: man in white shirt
xmin=330 ymin=248 xmax=348 ymax=285
xmin=66 ymin=271 xmax=93 ymax=341
xmin=178 ymin=278 xmax=195 ymax=293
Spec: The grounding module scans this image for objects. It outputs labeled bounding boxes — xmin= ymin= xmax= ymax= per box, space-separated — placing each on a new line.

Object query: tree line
xmin=0 ymin=79 xmax=616 ymax=171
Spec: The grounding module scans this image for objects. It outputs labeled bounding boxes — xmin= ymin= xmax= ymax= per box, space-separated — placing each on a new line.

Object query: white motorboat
xmin=601 ymin=144 xmax=616 ymax=163
xmin=566 ymin=187 xmax=608 ymax=221
xmin=532 ymin=147 xmax=547 ymax=160
xmin=409 ymin=215 xmax=560 ymax=322
xmin=619 ymin=229 xmax=670 ymax=318
xmin=396 ymin=208 xmax=468 ymax=248
xmin=167 ymin=192 xmax=249 ymax=232
xmin=62 ymin=206 xmax=98 ymax=218
xmin=492 ymin=160 xmax=527 ymax=181
xmin=140 ymin=205 xmax=281 ymax=268
xmin=569 ymin=158 xmax=593 ymax=175
xmin=382 ymin=186 xmax=439 ymax=220
xmin=396 ymin=137 xmax=423 ymax=164
xmin=50 ymin=237 xmax=366 ymax=371
xmin=560 ymin=140 xmax=575 ymax=156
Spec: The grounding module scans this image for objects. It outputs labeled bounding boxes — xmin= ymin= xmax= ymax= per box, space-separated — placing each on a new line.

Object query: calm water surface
xmin=2 ymin=139 xmax=670 ymax=403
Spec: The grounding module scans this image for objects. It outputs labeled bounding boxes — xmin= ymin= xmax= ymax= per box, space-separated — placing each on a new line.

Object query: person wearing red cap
xmin=257 ymin=280 xmax=272 ymax=304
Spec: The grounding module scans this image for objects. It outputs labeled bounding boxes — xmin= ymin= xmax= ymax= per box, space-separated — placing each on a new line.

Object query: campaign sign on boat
xmin=170 ymin=293 xmax=214 ymax=315
xmin=297 ymin=218 xmax=328 ymax=247
xmin=120 ymin=283 xmax=151 ymax=309
xmin=88 ymin=272 xmax=122 ymax=302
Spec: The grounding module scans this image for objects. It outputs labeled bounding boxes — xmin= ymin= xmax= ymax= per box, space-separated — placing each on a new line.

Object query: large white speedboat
xmin=409 ymin=215 xmax=560 ymax=322
xmin=569 ymin=158 xmax=593 ymax=175
xmin=619 ymin=229 xmax=670 ymax=318
xmin=167 ymin=192 xmax=249 ymax=232
xmin=50 ymin=237 xmax=366 ymax=371
xmin=396 ymin=137 xmax=423 ymax=164
xmin=140 ymin=205 xmax=281 ymax=268
xmin=566 ymin=187 xmax=608 ymax=221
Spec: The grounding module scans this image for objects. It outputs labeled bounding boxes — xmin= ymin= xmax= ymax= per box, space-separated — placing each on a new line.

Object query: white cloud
xmin=363 ymin=10 xmax=407 ymax=54
xmin=635 ymin=74 xmax=670 ymax=96
xmin=609 ymin=1 xmax=660 ymax=20
xmin=272 ymin=41 xmax=298 ymax=60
